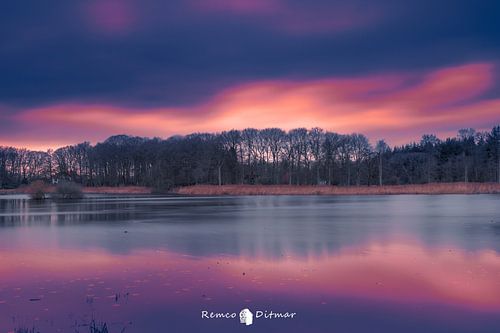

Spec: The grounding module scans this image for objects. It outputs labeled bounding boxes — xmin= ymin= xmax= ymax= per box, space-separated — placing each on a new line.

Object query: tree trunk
xmin=316 ymin=163 xmax=320 ymax=185
xmin=378 ymin=154 xmax=383 ymax=186
xmin=327 ymin=162 xmax=332 ymax=186
xmin=463 ymin=151 xmax=468 ymax=183
xmin=347 ymin=162 xmax=351 ymax=186
xmin=218 ymin=164 xmax=222 ymax=186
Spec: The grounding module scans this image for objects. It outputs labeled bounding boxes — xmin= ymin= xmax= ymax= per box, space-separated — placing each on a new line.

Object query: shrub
xmin=55 ymin=181 xmax=83 ymax=199
xmin=28 ymin=180 xmax=48 ymax=200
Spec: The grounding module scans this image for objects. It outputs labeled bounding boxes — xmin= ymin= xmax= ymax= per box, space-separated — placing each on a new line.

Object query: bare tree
xmin=2 ymin=125 xmax=500 ymax=189
xmin=350 ymin=134 xmax=372 ymax=186
xmin=375 ymin=140 xmax=390 ymax=186
xmin=323 ymin=132 xmax=342 ymax=185
xmin=420 ymin=134 xmax=440 ymax=183
xmin=308 ymin=127 xmax=325 ymax=184
xmin=458 ymin=128 xmax=476 ymax=183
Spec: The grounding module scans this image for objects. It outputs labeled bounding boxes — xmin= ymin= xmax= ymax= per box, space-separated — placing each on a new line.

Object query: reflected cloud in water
xmin=1 ymin=243 xmax=500 ymax=332
xmin=1 ymin=195 xmax=500 ymax=332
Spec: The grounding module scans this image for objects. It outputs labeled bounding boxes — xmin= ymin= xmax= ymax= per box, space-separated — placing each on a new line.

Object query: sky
xmin=1 ymin=0 xmax=499 ymax=150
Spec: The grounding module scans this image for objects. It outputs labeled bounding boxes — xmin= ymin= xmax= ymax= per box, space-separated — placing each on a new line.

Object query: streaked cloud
xmin=2 ymin=62 xmax=498 ymax=150
xmin=2 ymin=1 xmax=499 ymax=112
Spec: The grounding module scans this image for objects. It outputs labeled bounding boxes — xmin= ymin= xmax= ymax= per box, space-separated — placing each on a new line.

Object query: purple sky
xmin=0 ymin=0 xmax=499 ymax=149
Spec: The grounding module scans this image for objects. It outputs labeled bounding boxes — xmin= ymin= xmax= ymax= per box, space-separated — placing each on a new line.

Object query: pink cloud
xmin=381 ymin=63 xmax=495 ymax=110
xmin=190 ymin=0 xmax=381 ymax=34
xmin=3 ymin=62 xmax=499 ymax=150
xmin=83 ymin=0 xmax=137 ymax=36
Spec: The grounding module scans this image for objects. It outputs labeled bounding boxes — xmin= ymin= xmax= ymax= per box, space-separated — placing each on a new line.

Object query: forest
xmin=1 ymin=126 xmax=499 ymax=190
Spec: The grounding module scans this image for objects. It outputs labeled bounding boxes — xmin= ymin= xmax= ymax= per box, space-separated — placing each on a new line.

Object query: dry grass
xmin=82 ymin=186 xmax=152 ymax=194
xmin=176 ymin=183 xmax=500 ymax=196
xmin=0 ymin=185 xmax=152 ymax=195
xmin=3 ymin=183 xmax=499 ymax=196
xmin=0 ymin=185 xmax=37 ymax=194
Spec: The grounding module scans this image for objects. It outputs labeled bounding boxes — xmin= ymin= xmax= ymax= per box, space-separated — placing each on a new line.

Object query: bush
xmin=55 ymin=181 xmax=83 ymax=199
xmin=28 ymin=180 xmax=48 ymax=200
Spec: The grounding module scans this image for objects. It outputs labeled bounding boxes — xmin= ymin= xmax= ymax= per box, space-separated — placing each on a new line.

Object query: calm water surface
xmin=1 ymin=194 xmax=500 ymax=332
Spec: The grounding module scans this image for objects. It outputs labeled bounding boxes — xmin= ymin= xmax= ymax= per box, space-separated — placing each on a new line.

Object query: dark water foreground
xmin=0 ymin=195 xmax=500 ymax=333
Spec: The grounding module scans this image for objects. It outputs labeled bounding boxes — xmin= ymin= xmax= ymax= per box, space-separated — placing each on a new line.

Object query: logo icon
xmin=239 ymin=308 xmax=253 ymax=326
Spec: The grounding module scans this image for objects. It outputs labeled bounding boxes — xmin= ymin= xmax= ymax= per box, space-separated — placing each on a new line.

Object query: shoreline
xmin=175 ymin=183 xmax=500 ymax=196
xmin=1 ymin=183 xmax=500 ymax=196
xmin=0 ymin=186 xmax=152 ymax=195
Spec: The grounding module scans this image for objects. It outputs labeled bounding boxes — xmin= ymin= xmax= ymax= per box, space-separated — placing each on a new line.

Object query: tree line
xmin=1 ymin=126 xmax=499 ymax=190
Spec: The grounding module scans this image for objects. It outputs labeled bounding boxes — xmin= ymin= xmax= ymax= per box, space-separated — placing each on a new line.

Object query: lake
xmin=1 ymin=194 xmax=500 ymax=332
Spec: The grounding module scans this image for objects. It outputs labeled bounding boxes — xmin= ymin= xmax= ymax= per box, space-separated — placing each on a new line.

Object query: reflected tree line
xmin=0 ymin=198 xmax=136 ymax=227
xmin=1 ymin=126 xmax=499 ymax=189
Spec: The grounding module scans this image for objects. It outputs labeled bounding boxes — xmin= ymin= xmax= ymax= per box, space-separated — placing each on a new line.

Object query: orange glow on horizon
xmin=1 ymin=62 xmax=499 ymax=150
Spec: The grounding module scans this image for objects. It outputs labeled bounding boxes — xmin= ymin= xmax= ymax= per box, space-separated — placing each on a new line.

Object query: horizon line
xmin=2 ymin=125 xmax=498 ymax=152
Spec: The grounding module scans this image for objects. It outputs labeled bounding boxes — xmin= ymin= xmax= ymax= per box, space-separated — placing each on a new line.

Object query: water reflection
xmin=1 ymin=195 xmax=500 ymax=256
xmin=1 ymin=194 xmax=500 ymax=332
xmin=1 ymin=243 xmax=500 ymax=332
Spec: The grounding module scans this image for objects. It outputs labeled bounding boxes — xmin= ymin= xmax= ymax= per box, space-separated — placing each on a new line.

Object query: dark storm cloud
xmin=1 ymin=0 xmax=499 ymax=109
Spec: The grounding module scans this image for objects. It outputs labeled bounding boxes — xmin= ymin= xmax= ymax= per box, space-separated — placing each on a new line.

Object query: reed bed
xmin=176 ymin=183 xmax=500 ymax=196
xmin=0 ymin=185 xmax=151 ymax=195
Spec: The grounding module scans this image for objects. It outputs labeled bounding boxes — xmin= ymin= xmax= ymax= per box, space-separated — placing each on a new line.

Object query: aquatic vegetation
xmin=89 ymin=320 xmax=108 ymax=333
xmin=14 ymin=327 xmax=40 ymax=333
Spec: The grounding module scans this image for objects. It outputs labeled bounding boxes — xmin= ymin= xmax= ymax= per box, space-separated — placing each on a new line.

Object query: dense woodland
xmin=1 ymin=126 xmax=499 ymax=190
